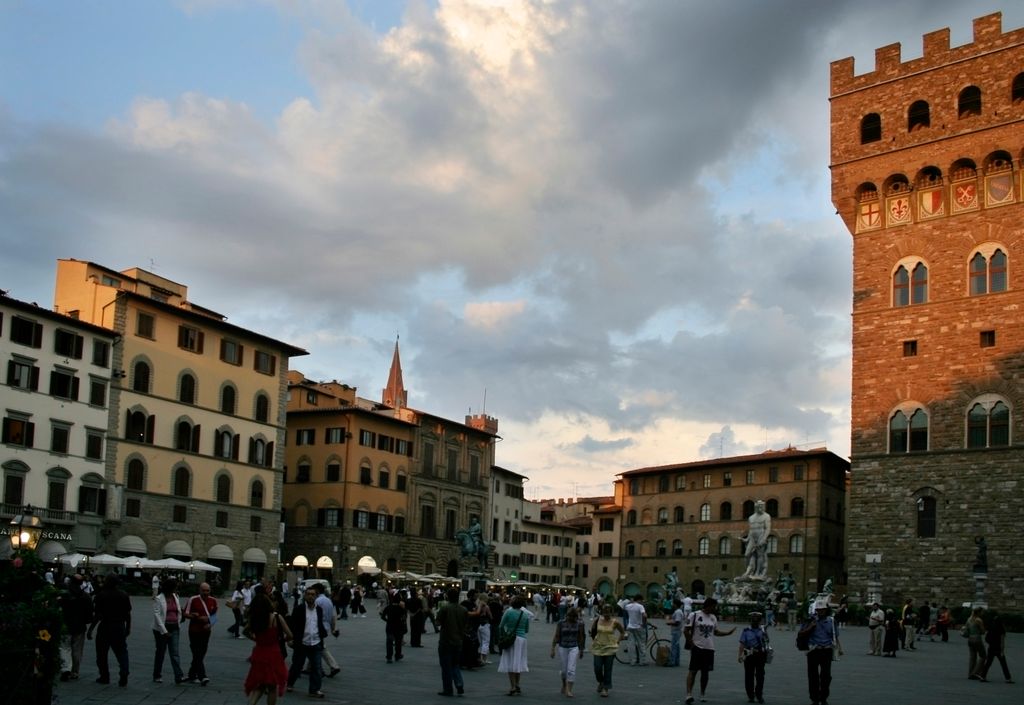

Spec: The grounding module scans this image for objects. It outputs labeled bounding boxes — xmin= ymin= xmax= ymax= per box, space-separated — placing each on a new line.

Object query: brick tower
xmin=831 ymin=12 xmax=1024 ymax=610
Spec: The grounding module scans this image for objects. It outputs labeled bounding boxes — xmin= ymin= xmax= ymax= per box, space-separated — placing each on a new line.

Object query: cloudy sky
xmin=3 ymin=1 xmax=1022 ymax=500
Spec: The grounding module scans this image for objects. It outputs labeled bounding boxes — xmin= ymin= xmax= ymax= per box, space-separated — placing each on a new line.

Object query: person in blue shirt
xmin=737 ymin=612 xmax=769 ymax=704
xmin=798 ymin=599 xmax=843 ymax=705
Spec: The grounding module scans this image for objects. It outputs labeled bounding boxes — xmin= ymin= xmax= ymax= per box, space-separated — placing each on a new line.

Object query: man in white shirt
xmin=867 ymin=602 xmax=885 ymax=656
xmin=683 ymin=595 xmax=694 ymax=620
xmin=623 ymin=594 xmax=648 ymax=665
xmin=287 ymin=588 xmax=327 ymax=698
xmin=314 ymin=584 xmax=341 ymax=677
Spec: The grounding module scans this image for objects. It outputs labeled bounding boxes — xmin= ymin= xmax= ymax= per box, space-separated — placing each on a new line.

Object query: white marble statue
xmin=741 ymin=500 xmax=771 ymax=579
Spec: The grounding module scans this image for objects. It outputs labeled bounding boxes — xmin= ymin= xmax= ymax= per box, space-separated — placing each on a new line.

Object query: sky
xmin=3 ymin=0 xmax=1023 ymax=501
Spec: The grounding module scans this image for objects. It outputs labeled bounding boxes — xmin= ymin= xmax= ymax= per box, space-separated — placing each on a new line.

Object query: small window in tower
xmin=908 ymin=100 xmax=930 ymax=132
xmin=903 ymin=340 xmax=917 ymax=357
xmin=860 ymin=113 xmax=881 ymax=143
xmin=980 ymin=330 xmax=996 ymax=348
xmin=958 ymin=86 xmax=982 ymax=118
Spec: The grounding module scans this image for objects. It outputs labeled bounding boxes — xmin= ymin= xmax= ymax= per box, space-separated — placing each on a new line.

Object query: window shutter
xmin=232 ymin=433 xmax=240 ymax=460
xmin=125 ymin=410 xmax=132 ymax=439
xmin=49 ymin=371 xmax=57 ymax=395
xmin=32 ymin=322 xmax=42 ymax=348
xmin=386 ymin=515 xmax=394 ymax=532
xmin=317 ymin=509 xmax=326 ymax=527
xmin=30 ymin=366 xmax=39 ymax=391
xmin=73 ymin=335 xmax=84 ymax=359
xmin=238 ymin=344 xmax=244 ymax=364
xmin=295 ymin=429 xmax=302 ymax=444
xmin=192 ymin=425 xmax=201 ymax=453
xmin=77 ymin=489 xmax=86 ymax=513
xmin=197 ymin=331 xmax=205 ymax=354
xmin=178 ymin=326 xmax=187 ymax=348
xmin=266 ymin=442 xmax=274 ymax=467
xmin=0 ymin=418 xmax=9 ymax=443
xmin=351 ymin=511 xmax=360 ymax=529
xmin=248 ymin=437 xmax=256 ymax=463
xmin=145 ymin=414 xmax=155 ymax=444
xmin=270 ymin=355 xmax=276 ymax=375
xmin=6 ymin=361 xmax=15 ymax=385
xmin=98 ymin=489 xmax=108 ymax=517
xmin=70 ymin=376 xmax=80 ymax=400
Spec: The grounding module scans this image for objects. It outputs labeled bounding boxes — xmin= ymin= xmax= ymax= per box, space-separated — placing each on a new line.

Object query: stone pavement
xmin=54 ymin=598 xmax=1022 ymax=705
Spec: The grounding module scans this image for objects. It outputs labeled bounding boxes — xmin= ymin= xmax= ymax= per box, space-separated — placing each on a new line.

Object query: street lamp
xmin=9 ymin=505 xmax=44 ymax=551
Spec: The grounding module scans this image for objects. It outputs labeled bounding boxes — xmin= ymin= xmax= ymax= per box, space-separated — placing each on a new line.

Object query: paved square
xmin=56 ymin=597 xmax=1021 ymax=705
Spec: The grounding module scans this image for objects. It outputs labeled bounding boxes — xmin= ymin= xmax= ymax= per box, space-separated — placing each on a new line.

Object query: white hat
xmin=814 ymin=598 xmax=830 ymax=610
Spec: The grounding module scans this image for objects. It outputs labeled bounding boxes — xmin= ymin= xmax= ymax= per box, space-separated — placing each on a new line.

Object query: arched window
xmin=251 ymin=438 xmax=266 ymax=466
xmin=958 ymin=86 xmax=982 ymax=118
xmin=969 ymin=249 xmax=1007 ymax=296
xmin=215 ymin=474 xmax=231 ymax=503
xmin=967 ymin=399 xmax=1010 ymax=448
xmin=215 ymin=429 xmax=236 ymax=459
xmin=132 ymin=361 xmax=150 ymax=393
xmin=175 ymin=420 xmax=194 ymax=451
xmin=698 ymin=537 xmax=709 ymax=555
xmin=699 ymin=503 xmax=711 ymax=522
xmin=672 ymin=539 xmax=683 ymax=556
xmin=890 ymin=408 xmax=929 ymax=452
xmin=674 ymin=506 xmax=684 ymax=523
xmin=766 ymin=535 xmax=778 ymax=554
xmin=250 ymin=479 xmax=265 ymax=508
xmin=790 ymin=497 xmax=804 ymax=517
xmin=894 ymin=262 xmax=928 ymax=306
xmin=789 ymin=534 xmax=804 ymax=554
xmin=625 ymin=541 xmax=636 ymax=557
xmin=254 ymin=394 xmax=270 ymax=423
xmin=718 ymin=536 xmax=731 ymax=555
xmin=742 ymin=500 xmax=755 ymax=518
xmin=126 ymin=458 xmax=145 ymax=490
xmin=1014 ymin=73 xmax=1024 ymax=103
xmin=126 ymin=410 xmax=153 ymax=443
xmin=179 ymin=373 xmax=196 ymax=404
xmin=657 ymin=507 xmax=668 ymax=524
xmin=860 ymin=113 xmax=881 ymax=143
xmin=626 ymin=510 xmax=637 ymax=526
xmin=916 ymin=497 xmax=936 ymax=538
xmin=173 ymin=466 xmax=191 ymax=497
xmin=221 ymin=385 xmax=237 ymax=415
xmin=765 ymin=499 xmax=779 ymax=517
xmin=656 ymin=540 xmax=667 ymax=557
xmin=719 ymin=501 xmax=732 ymax=521
xmin=908 ymin=100 xmax=930 ymax=131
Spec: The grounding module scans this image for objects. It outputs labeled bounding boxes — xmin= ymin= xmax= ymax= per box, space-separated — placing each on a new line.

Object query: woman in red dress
xmin=245 ymin=594 xmax=293 ymax=705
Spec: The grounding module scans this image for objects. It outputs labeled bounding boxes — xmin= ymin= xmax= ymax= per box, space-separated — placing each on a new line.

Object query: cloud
xmin=4 ymin=0 xmax=1005 ymax=495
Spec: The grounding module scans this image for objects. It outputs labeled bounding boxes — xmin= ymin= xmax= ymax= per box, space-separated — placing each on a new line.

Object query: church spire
xmin=382 ymin=336 xmax=408 ymax=409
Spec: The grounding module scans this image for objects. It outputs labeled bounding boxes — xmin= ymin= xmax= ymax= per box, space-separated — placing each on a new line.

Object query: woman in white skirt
xmin=498 ymin=596 xmax=531 ymax=695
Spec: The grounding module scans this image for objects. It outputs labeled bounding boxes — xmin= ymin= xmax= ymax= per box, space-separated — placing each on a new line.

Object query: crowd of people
xmin=52 ymin=572 xmax=1015 ymax=703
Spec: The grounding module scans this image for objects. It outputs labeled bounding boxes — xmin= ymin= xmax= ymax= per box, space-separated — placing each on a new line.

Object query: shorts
xmin=688 ymin=646 xmax=714 ymax=673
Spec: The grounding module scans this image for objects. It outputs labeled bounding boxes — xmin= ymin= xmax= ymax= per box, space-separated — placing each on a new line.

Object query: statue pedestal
xmin=971 ymin=573 xmax=988 ymax=609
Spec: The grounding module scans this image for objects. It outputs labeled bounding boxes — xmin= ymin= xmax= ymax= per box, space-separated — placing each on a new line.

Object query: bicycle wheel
xmin=615 ymin=638 xmax=634 ymax=665
xmin=649 ymin=638 xmax=672 ymax=663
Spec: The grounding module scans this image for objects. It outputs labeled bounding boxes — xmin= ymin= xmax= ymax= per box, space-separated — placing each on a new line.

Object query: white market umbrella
xmin=58 ymin=552 xmax=88 ymax=568
xmin=189 ymin=560 xmax=221 ymax=573
xmin=155 ymin=558 xmax=191 ymax=570
xmin=85 ymin=553 xmax=125 ymax=567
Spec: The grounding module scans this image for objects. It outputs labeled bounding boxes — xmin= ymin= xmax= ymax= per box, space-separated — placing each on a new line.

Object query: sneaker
xmin=153 ymin=677 xmax=163 ymax=684
xmin=685 ymin=697 xmax=695 ymax=705
xmin=200 ymin=678 xmax=210 ymax=686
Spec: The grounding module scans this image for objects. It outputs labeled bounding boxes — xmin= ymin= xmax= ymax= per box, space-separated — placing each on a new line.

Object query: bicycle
xmin=615 ymin=623 xmax=672 ymax=665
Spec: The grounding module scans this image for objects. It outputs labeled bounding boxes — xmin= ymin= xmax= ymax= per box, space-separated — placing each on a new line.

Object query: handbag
xmin=796 ymin=623 xmax=810 ymax=651
xmin=226 ymin=598 xmax=238 ymax=610
xmin=497 ymin=611 xmax=524 ymax=650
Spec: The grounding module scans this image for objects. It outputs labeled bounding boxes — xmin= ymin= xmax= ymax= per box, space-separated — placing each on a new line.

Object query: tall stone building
xmin=616 ymin=449 xmax=848 ymax=601
xmin=52 ymin=260 xmax=305 ymax=583
xmin=831 ymin=12 xmax=1024 ymax=609
xmin=282 ymin=341 xmax=498 ymax=581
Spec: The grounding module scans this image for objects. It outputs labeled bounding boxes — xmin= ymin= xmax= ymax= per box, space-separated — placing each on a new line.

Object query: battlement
xmin=831 ymin=12 xmax=1024 ymax=96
